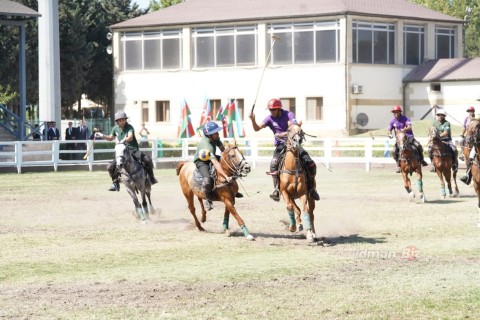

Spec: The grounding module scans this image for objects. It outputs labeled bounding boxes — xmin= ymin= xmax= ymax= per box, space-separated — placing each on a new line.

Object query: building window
xmin=353 ymin=21 xmax=395 ymax=64
xmin=280 ymin=98 xmax=296 ymax=115
xmin=155 ymin=101 xmax=170 ymax=122
xmin=306 ymin=97 xmax=323 ymax=120
xmin=404 ymin=25 xmax=425 ymax=65
xmin=210 ymin=99 xmax=222 ymax=118
xmin=268 ymin=21 xmax=340 ymax=65
xmin=142 ymin=101 xmax=149 ymax=122
xmin=121 ymin=29 xmax=182 ymax=71
xmin=193 ymin=26 xmax=257 ymax=68
xmin=435 ymin=26 xmax=455 ymax=58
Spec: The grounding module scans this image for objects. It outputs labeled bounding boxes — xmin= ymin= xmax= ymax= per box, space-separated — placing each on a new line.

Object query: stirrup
xmin=460 ymin=175 xmax=471 ymax=185
xmin=235 ymin=192 xmax=244 ymax=198
xmin=203 ymin=199 xmax=213 ymax=211
xmin=108 ymin=182 xmax=120 ymax=192
xmin=309 ymin=189 xmax=320 ymax=201
xmin=269 ymin=189 xmax=280 ymax=202
xmin=421 ymin=160 xmax=428 ymax=166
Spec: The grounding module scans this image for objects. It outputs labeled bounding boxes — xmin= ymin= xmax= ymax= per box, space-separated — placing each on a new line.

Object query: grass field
xmin=1 ymin=165 xmax=479 ymax=319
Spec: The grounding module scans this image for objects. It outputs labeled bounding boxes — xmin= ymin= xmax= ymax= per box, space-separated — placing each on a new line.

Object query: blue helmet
xmin=203 ymin=121 xmax=222 ymax=136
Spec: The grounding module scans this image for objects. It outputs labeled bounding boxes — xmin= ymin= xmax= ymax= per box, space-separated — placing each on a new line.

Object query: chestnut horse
xmin=463 ymin=120 xmax=480 ymax=227
xmin=279 ymin=123 xmax=317 ymax=243
xmin=428 ymin=127 xmax=459 ymax=199
xmin=396 ymin=131 xmax=426 ymax=202
xmin=176 ymin=140 xmax=253 ymax=239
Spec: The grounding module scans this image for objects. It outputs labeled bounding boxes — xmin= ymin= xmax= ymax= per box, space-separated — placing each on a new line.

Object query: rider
xmin=95 ymin=111 xmax=158 ymax=191
xmin=194 ymin=121 xmax=233 ymax=211
xmin=459 ymin=106 xmax=475 ymax=161
xmin=460 ymin=111 xmax=480 ymax=185
xmin=249 ymin=98 xmax=320 ymax=202
xmin=388 ymin=105 xmax=428 ymax=173
xmin=428 ymin=108 xmax=458 ymax=173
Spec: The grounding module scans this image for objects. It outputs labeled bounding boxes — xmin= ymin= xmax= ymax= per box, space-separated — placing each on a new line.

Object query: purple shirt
xmin=464 ymin=116 xmax=472 ymax=129
xmin=388 ymin=115 xmax=414 ymax=138
xmin=262 ymin=109 xmax=297 ymax=146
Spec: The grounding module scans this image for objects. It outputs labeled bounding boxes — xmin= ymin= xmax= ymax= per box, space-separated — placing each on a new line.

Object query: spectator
xmin=65 ymin=121 xmax=77 ymax=160
xmin=76 ymin=119 xmax=89 ymax=158
xmin=138 ymin=123 xmax=150 ymax=148
xmin=48 ymin=121 xmax=60 ymax=140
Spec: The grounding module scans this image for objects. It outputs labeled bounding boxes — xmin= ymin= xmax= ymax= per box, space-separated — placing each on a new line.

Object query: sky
xmin=133 ymin=0 xmax=150 ymax=9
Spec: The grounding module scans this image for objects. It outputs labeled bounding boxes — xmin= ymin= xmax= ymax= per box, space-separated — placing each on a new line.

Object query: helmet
xmin=436 ymin=109 xmax=446 ymax=116
xmin=467 ymin=106 xmax=475 ymax=112
xmin=267 ymin=98 xmax=282 ymax=109
xmin=203 ymin=121 xmax=222 ymax=136
xmin=114 ymin=111 xmax=128 ymax=121
xmin=198 ymin=149 xmax=211 ymax=162
xmin=391 ymin=105 xmax=402 ymax=113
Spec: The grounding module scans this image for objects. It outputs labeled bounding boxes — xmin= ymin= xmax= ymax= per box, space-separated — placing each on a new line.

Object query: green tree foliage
xmin=149 ymin=0 xmax=183 ymax=11
xmin=411 ymin=0 xmax=480 ymax=57
xmin=0 ymin=85 xmax=18 ymax=105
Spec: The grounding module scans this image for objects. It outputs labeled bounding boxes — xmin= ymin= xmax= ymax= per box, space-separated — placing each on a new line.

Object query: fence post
xmin=16 ymin=141 xmax=22 ymax=174
xmin=365 ymin=138 xmax=372 ymax=172
xmin=52 ymin=140 xmax=59 ymax=172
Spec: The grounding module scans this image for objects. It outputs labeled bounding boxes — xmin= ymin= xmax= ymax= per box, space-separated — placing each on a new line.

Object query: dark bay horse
xmin=463 ymin=120 xmax=480 ymax=227
xmin=428 ymin=127 xmax=459 ymax=199
xmin=396 ymin=131 xmax=426 ymax=202
xmin=115 ymin=143 xmax=154 ymax=223
xmin=279 ymin=123 xmax=317 ymax=243
xmin=176 ymin=140 xmax=253 ymax=239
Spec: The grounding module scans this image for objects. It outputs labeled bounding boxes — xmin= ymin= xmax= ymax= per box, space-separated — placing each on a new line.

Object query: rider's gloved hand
xmin=95 ymin=132 xmax=103 ymax=138
xmin=225 ymin=176 xmax=233 ymax=183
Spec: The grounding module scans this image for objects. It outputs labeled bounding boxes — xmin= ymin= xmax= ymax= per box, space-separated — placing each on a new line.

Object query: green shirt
xmin=433 ymin=119 xmax=451 ymax=141
xmin=194 ymin=136 xmax=223 ymax=162
xmin=110 ymin=123 xmax=139 ymax=151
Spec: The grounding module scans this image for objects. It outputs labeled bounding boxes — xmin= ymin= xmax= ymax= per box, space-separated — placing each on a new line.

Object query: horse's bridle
xmin=286 ymin=127 xmax=304 ymax=152
xmin=221 ymin=145 xmax=249 ymax=178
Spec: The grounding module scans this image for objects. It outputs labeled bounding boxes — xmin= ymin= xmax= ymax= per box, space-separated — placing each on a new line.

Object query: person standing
xmin=138 ymin=123 xmax=150 ymax=148
xmin=76 ymin=119 xmax=89 ymax=159
xmin=428 ymin=108 xmax=458 ymax=172
xmin=249 ymin=98 xmax=319 ymax=201
xmin=94 ymin=111 xmax=157 ymax=191
xmin=65 ymin=121 xmax=77 ymax=160
xmin=387 ymin=105 xmax=428 ymax=173
xmin=48 ymin=121 xmax=60 ymax=140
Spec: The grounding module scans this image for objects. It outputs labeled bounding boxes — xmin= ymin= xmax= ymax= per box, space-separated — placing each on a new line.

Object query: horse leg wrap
xmin=440 ymin=186 xmax=446 ymax=197
xmin=302 ymin=212 xmax=312 ymax=230
xmin=223 ymin=216 xmax=229 ymax=231
xmin=417 ymin=180 xmax=423 ymax=193
xmin=241 ymin=225 xmax=250 ymax=237
xmin=288 ymin=210 xmax=296 ymax=227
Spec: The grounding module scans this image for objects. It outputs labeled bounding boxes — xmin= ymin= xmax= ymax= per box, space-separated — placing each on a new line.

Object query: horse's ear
xmin=233 ymin=139 xmax=237 ymax=147
xmin=298 ymin=120 xmax=303 ymax=127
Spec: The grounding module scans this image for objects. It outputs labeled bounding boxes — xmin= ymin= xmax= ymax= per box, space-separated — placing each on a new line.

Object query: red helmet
xmin=267 ymin=98 xmax=282 ymax=109
xmin=467 ymin=106 xmax=475 ymax=112
xmin=391 ymin=105 xmax=402 ymax=113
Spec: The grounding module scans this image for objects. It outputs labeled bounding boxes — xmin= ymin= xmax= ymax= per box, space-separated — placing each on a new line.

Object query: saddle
xmin=192 ymin=164 xmax=217 ymax=191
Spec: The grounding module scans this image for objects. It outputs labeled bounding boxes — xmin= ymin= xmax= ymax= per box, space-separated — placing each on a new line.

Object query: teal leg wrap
xmin=137 ymin=208 xmax=146 ymax=221
xmin=223 ymin=216 xmax=229 ymax=231
xmin=241 ymin=226 xmax=250 ymax=237
xmin=417 ymin=180 xmax=423 ymax=193
xmin=302 ymin=212 xmax=312 ymax=230
xmin=440 ymin=186 xmax=446 ymax=197
xmin=448 ymin=187 xmax=453 ymax=195
xmin=288 ymin=210 xmax=296 ymax=227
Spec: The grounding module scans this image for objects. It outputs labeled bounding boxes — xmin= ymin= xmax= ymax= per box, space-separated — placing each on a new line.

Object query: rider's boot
xmin=308 ymin=178 xmax=320 ymax=201
xmin=146 ymin=167 xmax=158 ymax=185
xmin=270 ymin=175 xmax=280 ymax=202
xmin=235 ymin=192 xmax=244 ymax=198
xmin=460 ymin=159 xmax=473 ymax=185
xmin=420 ymin=156 xmax=428 ymax=167
xmin=108 ymin=179 xmax=120 ymax=192
xmin=395 ymin=160 xmax=401 ymax=173
xmin=202 ymin=177 xmax=214 ymax=211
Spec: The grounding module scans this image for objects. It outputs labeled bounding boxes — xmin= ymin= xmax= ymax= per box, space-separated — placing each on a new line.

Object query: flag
xmin=197 ymin=98 xmax=212 ymax=131
xmin=177 ymin=99 xmax=196 ymax=141
xmin=232 ymin=99 xmax=246 ymax=138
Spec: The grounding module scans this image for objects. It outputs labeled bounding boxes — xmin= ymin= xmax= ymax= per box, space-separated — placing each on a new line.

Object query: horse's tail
xmin=176 ymin=161 xmax=186 ymax=175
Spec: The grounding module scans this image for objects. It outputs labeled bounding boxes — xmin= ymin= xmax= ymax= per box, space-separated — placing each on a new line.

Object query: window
xmin=306 ymin=97 xmax=323 ymax=120
xmin=269 ymin=21 xmax=340 ymax=65
xmin=435 ymin=27 xmax=455 ymax=58
xmin=121 ymin=29 xmax=182 ymax=70
xmin=142 ymin=101 xmax=149 ymax=122
xmin=155 ymin=101 xmax=170 ymax=122
xmin=353 ymin=21 xmax=395 ymax=64
xmin=210 ymin=99 xmax=222 ymax=118
xmin=281 ymin=98 xmax=296 ymax=115
xmin=404 ymin=25 xmax=425 ymax=65
xmin=193 ymin=26 xmax=257 ymax=68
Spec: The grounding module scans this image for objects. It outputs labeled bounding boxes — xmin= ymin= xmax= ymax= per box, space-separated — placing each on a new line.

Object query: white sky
xmin=133 ymin=0 xmax=150 ymax=9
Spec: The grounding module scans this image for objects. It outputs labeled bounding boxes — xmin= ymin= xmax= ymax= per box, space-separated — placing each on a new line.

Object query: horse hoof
xmin=289 ymin=225 xmax=297 ymax=232
xmin=246 ymin=234 xmax=255 ymax=241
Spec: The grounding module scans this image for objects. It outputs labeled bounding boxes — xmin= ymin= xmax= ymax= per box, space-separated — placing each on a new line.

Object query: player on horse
xmin=427 ymin=108 xmax=458 ymax=173
xmin=249 ymin=98 xmax=319 ymax=202
xmin=95 ymin=111 xmax=158 ymax=191
xmin=461 ymin=112 xmax=480 ymax=185
xmin=194 ymin=121 xmax=236 ymax=211
xmin=388 ymin=105 xmax=428 ymax=173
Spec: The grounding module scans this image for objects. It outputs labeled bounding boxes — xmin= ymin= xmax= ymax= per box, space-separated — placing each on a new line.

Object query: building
xmin=110 ymin=0 xmax=463 ymax=139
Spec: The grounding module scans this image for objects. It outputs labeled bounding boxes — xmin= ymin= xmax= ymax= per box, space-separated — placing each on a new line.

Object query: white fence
xmin=0 ymin=137 xmax=432 ymax=174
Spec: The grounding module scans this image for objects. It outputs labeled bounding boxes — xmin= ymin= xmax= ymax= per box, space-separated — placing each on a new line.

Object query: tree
xmin=149 ymin=0 xmax=183 ymax=11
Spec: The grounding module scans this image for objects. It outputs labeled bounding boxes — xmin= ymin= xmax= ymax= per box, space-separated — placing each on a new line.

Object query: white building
xmin=110 ymin=0 xmax=463 ymax=139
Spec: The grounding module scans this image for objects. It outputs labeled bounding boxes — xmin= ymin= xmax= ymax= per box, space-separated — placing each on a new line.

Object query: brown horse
xmin=278 ymin=123 xmax=317 ymax=243
xmin=396 ymin=131 xmax=425 ymax=202
xmin=463 ymin=120 xmax=480 ymax=227
xmin=176 ymin=140 xmax=254 ymax=239
xmin=428 ymin=127 xmax=459 ymax=199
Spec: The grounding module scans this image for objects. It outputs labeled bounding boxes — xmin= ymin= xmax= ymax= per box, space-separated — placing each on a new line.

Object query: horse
xmin=176 ymin=140 xmax=253 ymax=239
xmin=463 ymin=120 xmax=480 ymax=227
xmin=396 ymin=131 xmax=426 ymax=202
xmin=115 ymin=143 xmax=155 ymax=223
xmin=278 ymin=123 xmax=317 ymax=243
xmin=428 ymin=127 xmax=459 ymax=199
